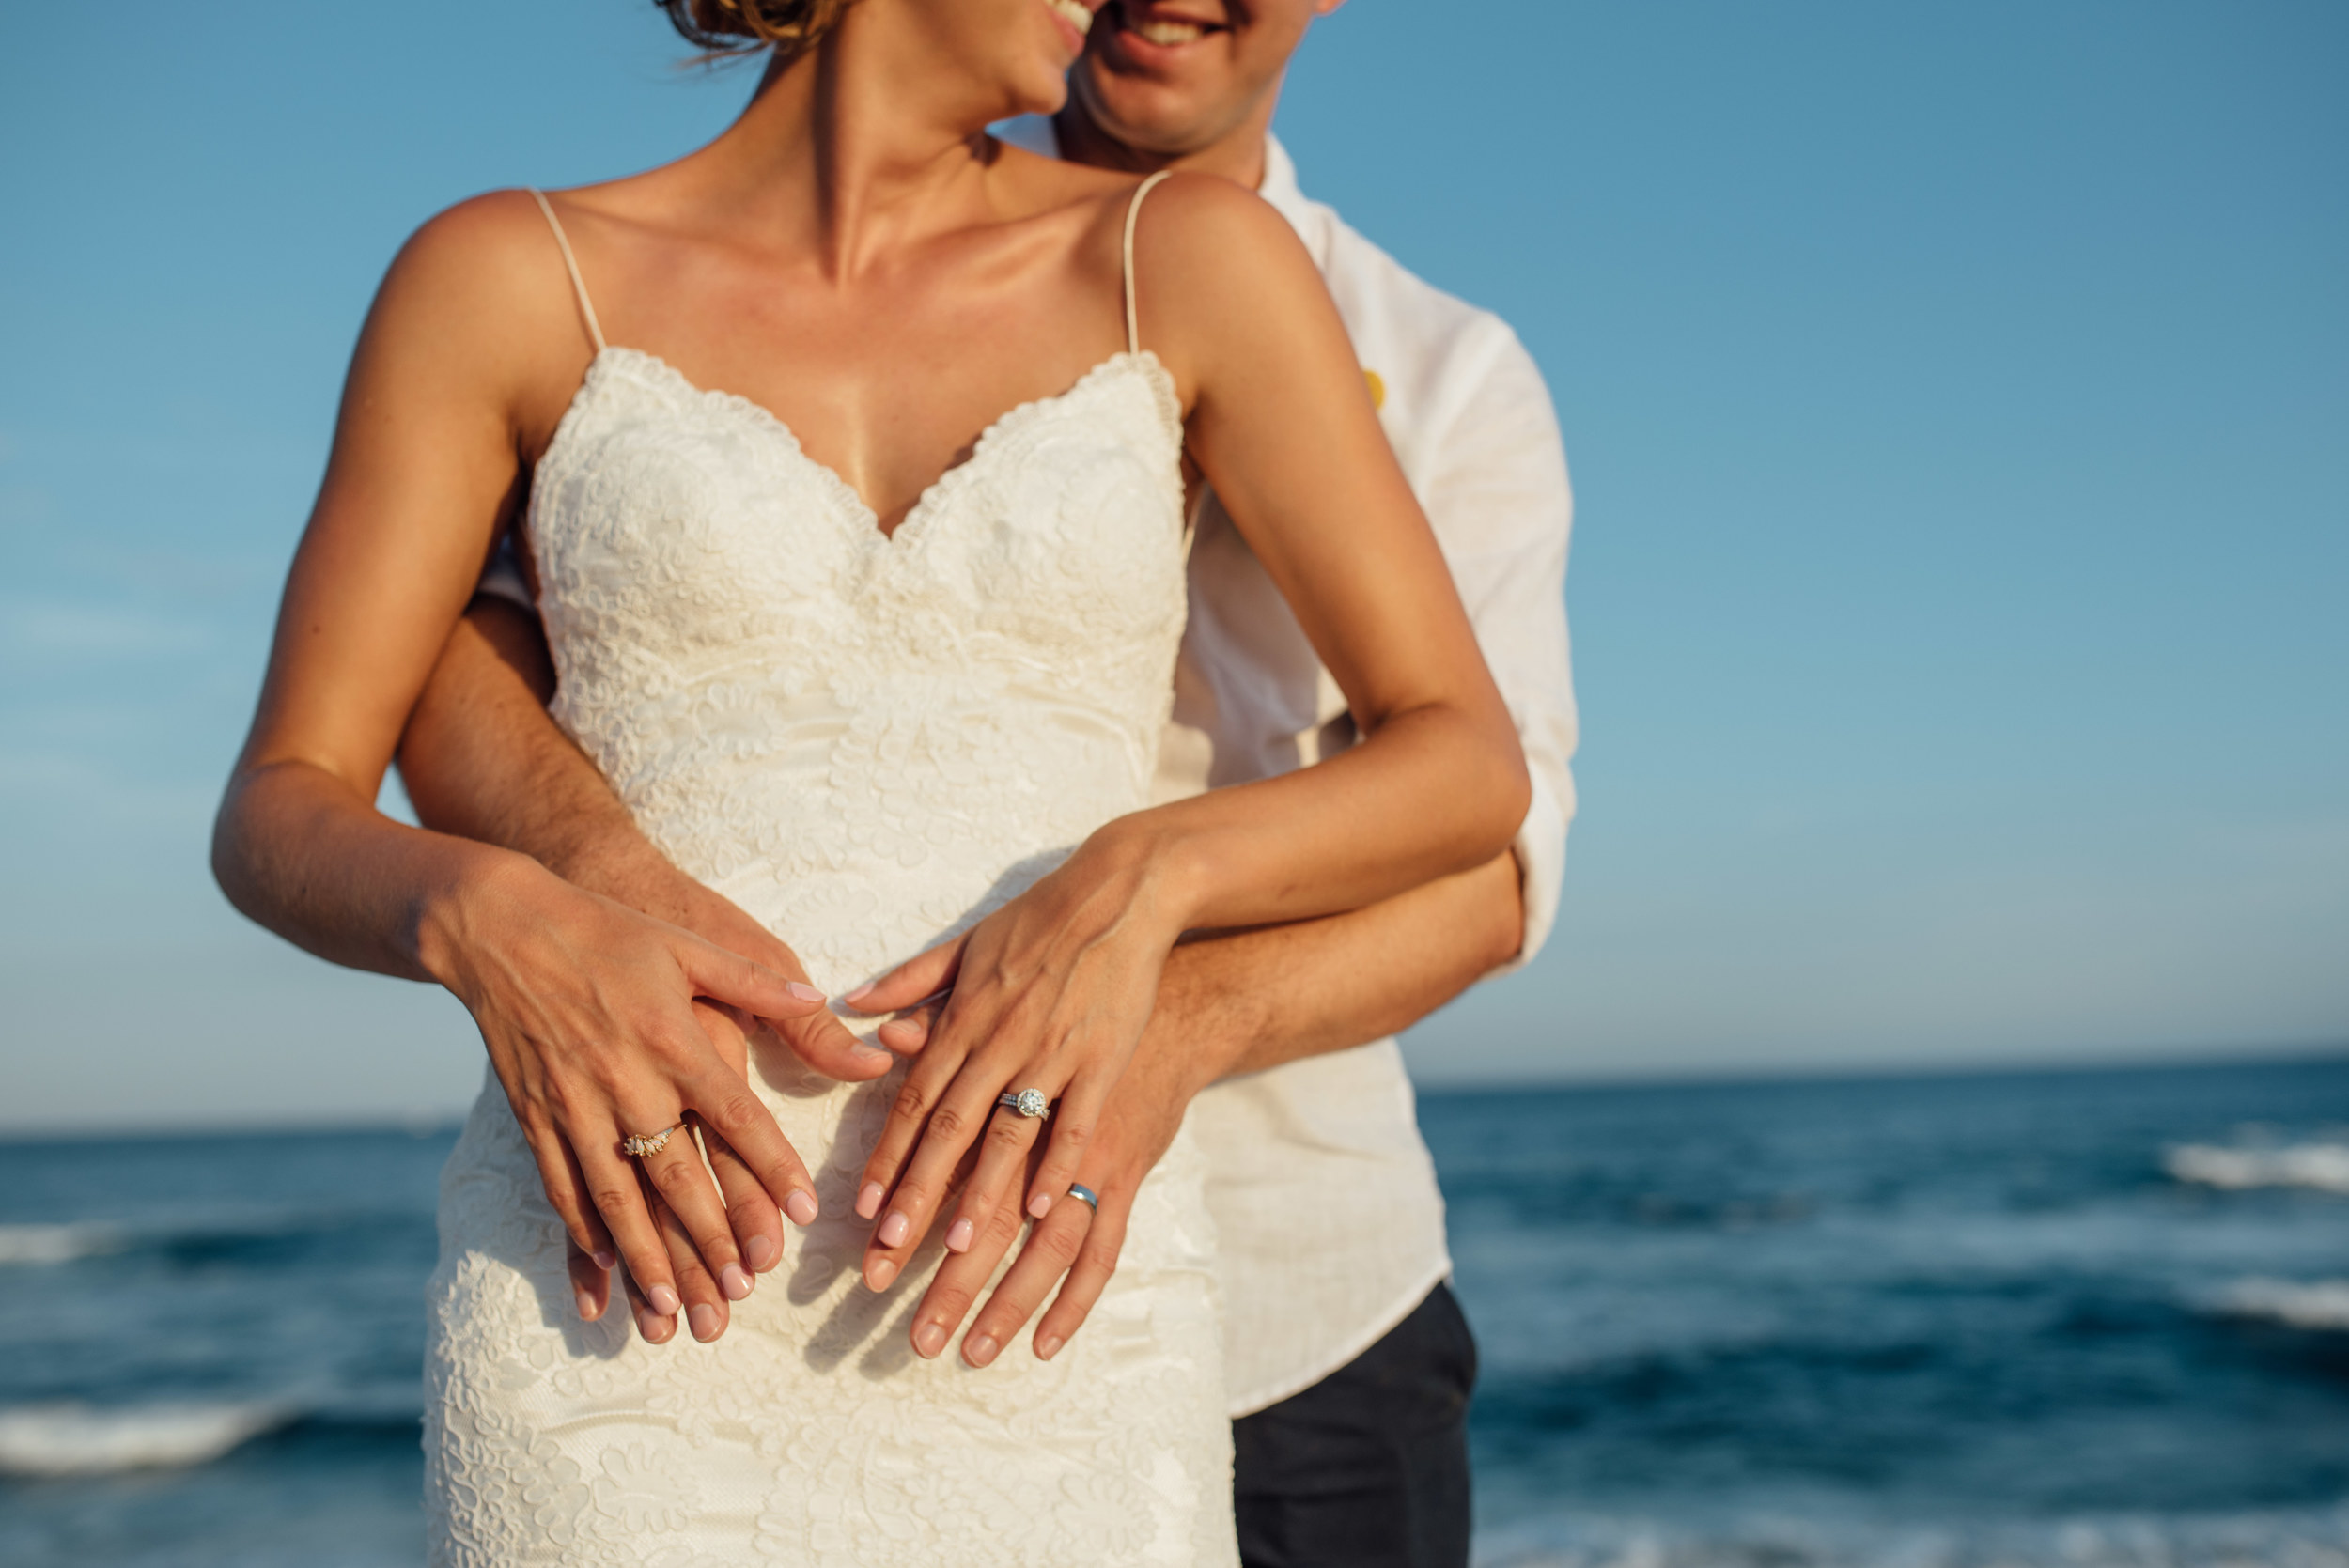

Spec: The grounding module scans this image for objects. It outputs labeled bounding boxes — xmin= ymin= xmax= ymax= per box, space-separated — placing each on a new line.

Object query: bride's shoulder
xmin=1122 ymin=172 xmax=1323 ymax=304
xmin=356 ymin=189 xmax=599 ymax=392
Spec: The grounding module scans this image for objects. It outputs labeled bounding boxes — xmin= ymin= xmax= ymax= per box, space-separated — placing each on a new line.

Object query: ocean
xmin=2 ymin=1055 xmax=2343 ymax=1567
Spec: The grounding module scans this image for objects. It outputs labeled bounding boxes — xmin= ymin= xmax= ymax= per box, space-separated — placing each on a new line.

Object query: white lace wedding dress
xmin=423 ymin=183 xmax=1235 ymax=1567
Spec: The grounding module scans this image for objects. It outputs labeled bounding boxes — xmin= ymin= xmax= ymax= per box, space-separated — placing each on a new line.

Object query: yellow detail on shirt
xmin=1363 ymin=368 xmax=1386 ymax=410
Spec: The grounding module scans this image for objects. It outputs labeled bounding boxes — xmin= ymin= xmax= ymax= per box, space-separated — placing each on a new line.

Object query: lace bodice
xmin=530 ymin=345 xmax=1190 ymax=990
xmin=428 ymin=285 xmax=1235 ymax=1563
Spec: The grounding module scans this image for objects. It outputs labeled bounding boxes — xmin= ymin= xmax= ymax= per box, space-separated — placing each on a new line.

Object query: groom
xmin=397 ymin=3 xmax=1574 ymax=1564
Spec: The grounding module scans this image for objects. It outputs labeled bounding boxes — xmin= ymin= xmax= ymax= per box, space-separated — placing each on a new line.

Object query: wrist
xmin=1079 ymin=817 xmax=1207 ymax=941
xmin=410 ymin=846 xmax=553 ymax=994
xmin=1143 ymin=939 xmax=1255 ymax=1094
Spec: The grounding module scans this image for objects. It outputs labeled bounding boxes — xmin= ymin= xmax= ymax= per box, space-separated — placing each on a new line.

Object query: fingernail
xmin=575 ymin=1289 xmax=599 ymax=1321
xmin=786 ymin=981 xmax=826 ymax=1002
xmin=912 ymin=1321 xmax=946 ymax=1358
xmin=843 ymin=983 xmax=876 ymax=1007
xmin=879 ymin=1018 xmax=923 ymax=1048
xmin=688 ymin=1303 xmax=721 ymax=1342
xmin=746 ymin=1232 xmax=780 ymax=1269
xmin=878 ymin=1211 xmax=910 ymax=1248
xmin=855 ymin=1042 xmax=895 ymax=1062
xmin=866 ymin=1257 xmax=899 ymax=1292
xmin=857 ymin=1183 xmax=886 ymax=1220
xmin=720 ymin=1264 xmax=753 ymax=1301
xmin=636 ymin=1309 xmax=669 ymax=1342
xmin=964 ymin=1331 xmax=999 ymax=1367
xmin=786 ymin=1190 xmax=819 ymax=1227
xmin=649 ymin=1283 xmax=681 ymax=1317
xmin=1035 ymin=1333 xmax=1064 ymax=1360
xmin=592 ymin=1250 xmax=616 ymax=1271
xmin=1028 ymin=1194 xmax=1052 ymax=1219
xmin=945 ymin=1219 xmax=973 ymax=1253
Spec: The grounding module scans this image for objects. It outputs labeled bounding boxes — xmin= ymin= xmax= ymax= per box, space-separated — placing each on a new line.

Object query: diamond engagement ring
xmin=996 ymin=1089 xmax=1051 ymax=1120
xmin=620 ymin=1122 xmax=688 ymax=1158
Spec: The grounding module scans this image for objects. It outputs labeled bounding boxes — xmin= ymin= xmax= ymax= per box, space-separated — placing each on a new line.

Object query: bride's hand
xmin=841 ymin=835 xmax=1186 ymax=1293
xmin=424 ymin=855 xmax=891 ymax=1340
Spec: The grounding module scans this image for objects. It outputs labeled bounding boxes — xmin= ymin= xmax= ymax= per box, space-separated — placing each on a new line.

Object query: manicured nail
xmin=636 ymin=1309 xmax=668 ymax=1342
xmin=720 ymin=1264 xmax=753 ymax=1301
xmin=648 ymin=1283 xmax=681 ymax=1317
xmin=945 ymin=1219 xmax=974 ymax=1253
xmin=857 ymin=1183 xmax=886 ymax=1219
xmin=855 ymin=1042 xmax=894 ymax=1062
xmin=879 ymin=1017 xmax=925 ymax=1048
xmin=786 ymin=1190 xmax=819 ymax=1228
xmin=866 ymin=1257 xmax=899 ymax=1292
xmin=912 ymin=1321 xmax=946 ymax=1358
xmin=688 ymin=1303 xmax=721 ymax=1342
xmin=1034 ymin=1333 xmax=1064 ymax=1360
xmin=592 ymin=1250 xmax=616 ymax=1271
xmin=843 ymin=983 xmax=877 ymax=1007
xmin=964 ymin=1331 xmax=999 ymax=1367
xmin=575 ymin=1289 xmax=599 ymax=1321
xmin=745 ymin=1232 xmax=779 ymax=1269
xmin=1028 ymin=1194 xmax=1052 ymax=1219
xmin=786 ymin=981 xmax=826 ymax=1002
xmin=878 ymin=1211 xmax=910 ymax=1249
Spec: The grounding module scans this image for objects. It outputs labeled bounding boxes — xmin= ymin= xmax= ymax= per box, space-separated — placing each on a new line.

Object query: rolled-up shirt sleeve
xmin=1409 ymin=322 xmax=1578 ymax=972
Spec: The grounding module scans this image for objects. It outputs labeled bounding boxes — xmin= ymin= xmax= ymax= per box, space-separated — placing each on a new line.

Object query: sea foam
xmin=2163 ymin=1141 xmax=2349 ymax=1194
xmin=2208 ymin=1277 xmax=2349 ymax=1332
xmin=0 ymin=1222 xmax=126 ymax=1266
xmin=0 ymin=1401 xmax=293 ymax=1476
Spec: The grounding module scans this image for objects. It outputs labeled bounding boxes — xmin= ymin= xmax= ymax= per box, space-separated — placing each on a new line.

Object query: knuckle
xmin=705 ymin=1092 xmax=765 ymax=1135
xmin=1032 ymin=1222 xmax=1085 ymax=1270
xmin=890 ymin=1079 xmax=934 ymax=1126
xmin=588 ymin=1185 xmax=640 ymax=1219
xmin=926 ymin=1104 xmax=970 ymax=1142
xmin=986 ymin=1117 xmax=1030 ymax=1153
xmin=646 ymin=1157 xmax=705 ymax=1201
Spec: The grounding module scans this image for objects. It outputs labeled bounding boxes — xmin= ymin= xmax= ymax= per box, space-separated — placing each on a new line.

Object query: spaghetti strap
xmin=1122 ymin=170 xmax=1174 ymax=357
xmin=527 ymin=188 xmax=608 ymax=356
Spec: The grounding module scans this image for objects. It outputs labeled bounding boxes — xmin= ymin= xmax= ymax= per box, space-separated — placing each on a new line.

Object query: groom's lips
xmin=1104 ymin=0 xmax=1232 ymax=60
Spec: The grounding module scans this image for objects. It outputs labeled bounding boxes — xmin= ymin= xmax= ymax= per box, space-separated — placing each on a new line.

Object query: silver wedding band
xmin=1066 ymin=1184 xmax=1099 ymax=1212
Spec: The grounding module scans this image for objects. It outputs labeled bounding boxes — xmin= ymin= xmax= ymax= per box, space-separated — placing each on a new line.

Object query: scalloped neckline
xmin=551 ymin=345 xmax=1177 ymax=550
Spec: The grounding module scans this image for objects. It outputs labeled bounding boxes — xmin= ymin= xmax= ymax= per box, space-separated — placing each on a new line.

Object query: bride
xmin=211 ymin=0 xmax=1527 ymax=1560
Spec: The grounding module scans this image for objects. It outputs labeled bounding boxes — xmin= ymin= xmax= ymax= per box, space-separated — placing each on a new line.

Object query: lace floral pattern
xmin=426 ymin=349 xmax=1235 ymax=1565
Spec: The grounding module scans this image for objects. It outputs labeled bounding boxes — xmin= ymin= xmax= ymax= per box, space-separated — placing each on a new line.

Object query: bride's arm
xmin=854 ymin=175 xmax=1531 ymax=1303
xmin=211 ymin=194 xmax=864 ymax=1340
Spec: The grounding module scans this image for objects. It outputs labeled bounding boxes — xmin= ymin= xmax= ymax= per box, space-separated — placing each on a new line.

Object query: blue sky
xmin=1 ymin=3 xmax=2343 ymax=1129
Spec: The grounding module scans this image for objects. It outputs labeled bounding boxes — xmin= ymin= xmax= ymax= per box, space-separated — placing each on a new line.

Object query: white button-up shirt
xmin=1001 ymin=119 xmax=1579 ymax=1415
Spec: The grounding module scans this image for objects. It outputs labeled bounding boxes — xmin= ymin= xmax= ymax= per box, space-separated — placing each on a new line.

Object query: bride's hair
xmin=657 ymin=0 xmax=858 ymax=58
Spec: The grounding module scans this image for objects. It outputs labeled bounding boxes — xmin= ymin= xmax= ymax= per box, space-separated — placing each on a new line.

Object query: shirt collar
xmin=1255 ymin=134 xmax=1310 ymax=225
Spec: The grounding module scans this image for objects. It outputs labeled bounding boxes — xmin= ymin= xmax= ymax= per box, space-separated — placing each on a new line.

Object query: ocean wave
xmin=2207 ymin=1277 xmax=2349 ymax=1332
xmin=0 ymin=1222 xmax=128 ymax=1265
xmin=1474 ymin=1503 xmax=2349 ymax=1568
xmin=2164 ymin=1141 xmax=2349 ymax=1193
xmin=0 ymin=1402 xmax=294 ymax=1477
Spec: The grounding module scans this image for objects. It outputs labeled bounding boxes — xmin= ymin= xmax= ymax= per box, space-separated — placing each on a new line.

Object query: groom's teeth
xmin=1133 ymin=17 xmax=1207 ymax=45
xmin=1048 ymin=0 xmax=1096 ymax=35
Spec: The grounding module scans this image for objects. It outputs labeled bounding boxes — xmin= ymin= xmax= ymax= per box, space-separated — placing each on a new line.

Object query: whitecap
xmin=0 ymin=1401 xmax=293 ymax=1476
xmin=0 ymin=1221 xmax=125 ymax=1265
xmin=2163 ymin=1141 xmax=2349 ymax=1193
xmin=2208 ymin=1277 xmax=2349 ymax=1332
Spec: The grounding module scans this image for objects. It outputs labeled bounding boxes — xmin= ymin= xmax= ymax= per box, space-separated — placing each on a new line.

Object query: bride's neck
xmin=683 ymin=19 xmax=1018 ymax=280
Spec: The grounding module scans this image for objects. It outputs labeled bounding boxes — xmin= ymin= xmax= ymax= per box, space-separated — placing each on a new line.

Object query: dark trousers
xmin=1231 ymin=1282 xmax=1477 ymax=1568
